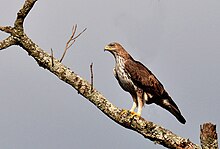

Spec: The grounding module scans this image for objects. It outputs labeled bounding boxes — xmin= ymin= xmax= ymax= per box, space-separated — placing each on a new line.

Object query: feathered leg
xmin=137 ymin=89 xmax=144 ymax=116
xmin=130 ymin=89 xmax=144 ymax=117
xmin=130 ymin=95 xmax=137 ymax=113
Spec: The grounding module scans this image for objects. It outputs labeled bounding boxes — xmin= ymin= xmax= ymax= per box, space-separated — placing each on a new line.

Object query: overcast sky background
xmin=0 ymin=0 xmax=220 ymax=149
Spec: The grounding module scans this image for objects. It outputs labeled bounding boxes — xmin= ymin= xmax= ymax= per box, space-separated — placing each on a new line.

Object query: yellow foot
xmin=118 ymin=109 xmax=140 ymax=120
xmin=120 ymin=109 xmax=129 ymax=116
xmin=129 ymin=111 xmax=140 ymax=119
xmin=116 ymin=109 xmax=129 ymax=121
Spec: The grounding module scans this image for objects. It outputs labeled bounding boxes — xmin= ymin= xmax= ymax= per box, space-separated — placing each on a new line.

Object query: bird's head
xmin=104 ymin=42 xmax=130 ymax=59
xmin=104 ymin=42 xmax=121 ymax=53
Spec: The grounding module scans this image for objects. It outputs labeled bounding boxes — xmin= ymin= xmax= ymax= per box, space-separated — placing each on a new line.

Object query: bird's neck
xmin=115 ymin=55 xmax=126 ymax=70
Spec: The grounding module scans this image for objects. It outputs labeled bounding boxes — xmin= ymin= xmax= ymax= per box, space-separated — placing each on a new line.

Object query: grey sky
xmin=0 ymin=0 xmax=219 ymax=148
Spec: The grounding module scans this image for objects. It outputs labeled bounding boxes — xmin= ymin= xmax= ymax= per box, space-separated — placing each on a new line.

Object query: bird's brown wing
xmin=124 ymin=59 xmax=165 ymax=96
xmin=125 ymin=59 xmax=186 ymax=124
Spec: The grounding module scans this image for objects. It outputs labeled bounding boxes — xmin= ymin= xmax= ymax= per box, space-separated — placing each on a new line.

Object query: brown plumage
xmin=104 ymin=42 xmax=186 ymax=124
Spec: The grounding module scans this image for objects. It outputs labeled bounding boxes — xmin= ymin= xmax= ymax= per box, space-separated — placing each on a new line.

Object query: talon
xmin=129 ymin=111 xmax=140 ymax=119
xmin=117 ymin=109 xmax=129 ymax=121
xmin=120 ymin=109 xmax=129 ymax=116
xmin=119 ymin=109 xmax=140 ymax=120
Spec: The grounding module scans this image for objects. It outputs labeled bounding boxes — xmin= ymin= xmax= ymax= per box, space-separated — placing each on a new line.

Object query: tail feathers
xmin=156 ymin=98 xmax=186 ymax=124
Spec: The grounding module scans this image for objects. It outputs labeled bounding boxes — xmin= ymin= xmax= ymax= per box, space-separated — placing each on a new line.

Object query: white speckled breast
xmin=114 ymin=56 xmax=136 ymax=93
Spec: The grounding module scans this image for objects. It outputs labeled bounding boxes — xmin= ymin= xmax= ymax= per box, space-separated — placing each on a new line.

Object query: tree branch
xmin=0 ymin=36 xmax=17 ymax=50
xmin=0 ymin=0 xmax=217 ymax=148
xmin=14 ymin=0 xmax=37 ymax=30
xmin=200 ymin=123 xmax=218 ymax=149
xmin=0 ymin=26 xmax=14 ymax=34
xmin=0 ymin=26 xmax=17 ymax=50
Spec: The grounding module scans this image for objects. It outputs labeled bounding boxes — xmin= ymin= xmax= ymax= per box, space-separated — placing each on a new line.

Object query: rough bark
xmin=0 ymin=0 xmax=218 ymax=148
xmin=200 ymin=123 xmax=218 ymax=149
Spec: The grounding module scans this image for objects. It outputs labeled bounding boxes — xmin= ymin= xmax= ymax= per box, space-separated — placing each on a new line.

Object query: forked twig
xmin=60 ymin=24 xmax=87 ymax=62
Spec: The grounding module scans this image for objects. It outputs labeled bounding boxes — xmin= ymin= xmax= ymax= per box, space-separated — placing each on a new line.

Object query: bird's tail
xmin=156 ymin=96 xmax=186 ymax=124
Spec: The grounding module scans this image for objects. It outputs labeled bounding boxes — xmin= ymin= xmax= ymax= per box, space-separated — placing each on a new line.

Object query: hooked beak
xmin=104 ymin=45 xmax=113 ymax=52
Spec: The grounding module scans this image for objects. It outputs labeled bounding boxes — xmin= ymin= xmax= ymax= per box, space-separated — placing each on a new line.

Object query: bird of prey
xmin=104 ymin=42 xmax=186 ymax=124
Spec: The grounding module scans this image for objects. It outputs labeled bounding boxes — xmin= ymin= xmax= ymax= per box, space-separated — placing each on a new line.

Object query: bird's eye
xmin=109 ymin=43 xmax=115 ymax=47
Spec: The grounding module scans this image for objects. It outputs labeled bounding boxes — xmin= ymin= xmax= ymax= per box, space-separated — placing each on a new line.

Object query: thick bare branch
xmin=14 ymin=0 xmax=37 ymax=30
xmin=0 ymin=0 xmax=37 ymax=50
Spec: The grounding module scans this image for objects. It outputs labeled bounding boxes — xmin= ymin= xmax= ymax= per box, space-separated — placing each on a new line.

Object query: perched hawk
xmin=104 ymin=42 xmax=186 ymax=124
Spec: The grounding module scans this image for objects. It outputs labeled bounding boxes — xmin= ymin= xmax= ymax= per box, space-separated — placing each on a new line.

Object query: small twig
xmin=60 ymin=24 xmax=87 ymax=62
xmin=60 ymin=25 xmax=77 ymax=62
xmin=72 ymin=27 xmax=87 ymax=41
xmin=90 ymin=62 xmax=94 ymax=90
xmin=50 ymin=48 xmax=54 ymax=67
